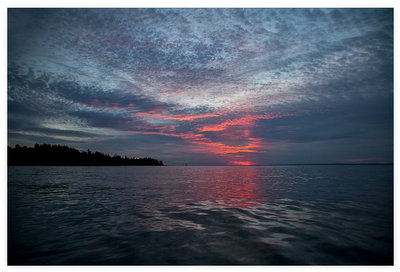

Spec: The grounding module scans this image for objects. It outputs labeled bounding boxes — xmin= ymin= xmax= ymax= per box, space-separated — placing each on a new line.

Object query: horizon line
xmin=166 ymin=162 xmax=393 ymax=166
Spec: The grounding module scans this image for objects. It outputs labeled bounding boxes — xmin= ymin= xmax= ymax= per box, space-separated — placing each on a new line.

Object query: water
xmin=8 ymin=165 xmax=393 ymax=265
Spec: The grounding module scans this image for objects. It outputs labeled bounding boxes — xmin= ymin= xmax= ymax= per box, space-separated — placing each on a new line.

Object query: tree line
xmin=8 ymin=143 xmax=164 ymax=166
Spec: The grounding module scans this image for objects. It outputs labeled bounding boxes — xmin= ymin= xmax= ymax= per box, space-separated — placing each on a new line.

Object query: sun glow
xmin=231 ymin=161 xmax=255 ymax=166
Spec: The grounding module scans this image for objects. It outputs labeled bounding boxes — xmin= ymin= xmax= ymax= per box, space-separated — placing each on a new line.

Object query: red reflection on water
xmin=191 ymin=167 xmax=262 ymax=208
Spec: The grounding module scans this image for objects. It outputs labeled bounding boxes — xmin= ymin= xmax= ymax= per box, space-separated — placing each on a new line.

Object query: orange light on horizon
xmin=124 ymin=111 xmax=275 ymax=165
xmin=231 ymin=161 xmax=255 ymax=166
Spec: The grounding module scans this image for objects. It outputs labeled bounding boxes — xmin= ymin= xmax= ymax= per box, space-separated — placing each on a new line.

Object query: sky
xmin=7 ymin=8 xmax=393 ymax=165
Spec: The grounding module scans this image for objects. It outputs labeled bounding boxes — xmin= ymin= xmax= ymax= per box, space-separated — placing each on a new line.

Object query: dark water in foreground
xmin=8 ymin=165 xmax=393 ymax=265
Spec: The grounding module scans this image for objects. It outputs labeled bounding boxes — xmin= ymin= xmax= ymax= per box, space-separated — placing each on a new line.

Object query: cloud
xmin=8 ymin=8 xmax=393 ymax=165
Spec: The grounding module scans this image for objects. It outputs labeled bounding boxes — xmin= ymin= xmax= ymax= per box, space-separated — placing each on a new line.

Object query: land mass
xmin=8 ymin=143 xmax=164 ymax=166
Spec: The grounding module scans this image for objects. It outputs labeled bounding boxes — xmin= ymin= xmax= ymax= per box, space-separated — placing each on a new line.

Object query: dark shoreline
xmin=8 ymin=143 xmax=164 ymax=166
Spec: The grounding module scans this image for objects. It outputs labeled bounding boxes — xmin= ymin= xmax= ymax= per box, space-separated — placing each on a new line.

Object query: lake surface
xmin=8 ymin=165 xmax=393 ymax=265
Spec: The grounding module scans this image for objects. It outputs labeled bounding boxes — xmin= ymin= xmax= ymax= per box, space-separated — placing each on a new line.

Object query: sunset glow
xmin=8 ymin=8 xmax=393 ymax=165
xmin=7 ymin=8 xmax=394 ymax=267
xmin=231 ymin=161 xmax=255 ymax=166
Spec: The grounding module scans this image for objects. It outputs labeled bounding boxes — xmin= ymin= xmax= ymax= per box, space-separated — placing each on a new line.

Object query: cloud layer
xmin=8 ymin=8 xmax=393 ymax=165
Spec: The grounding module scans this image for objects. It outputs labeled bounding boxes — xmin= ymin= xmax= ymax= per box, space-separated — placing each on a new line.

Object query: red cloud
xmin=126 ymin=110 xmax=288 ymax=165
xmin=197 ymin=113 xmax=292 ymax=132
xmin=134 ymin=112 xmax=219 ymax=121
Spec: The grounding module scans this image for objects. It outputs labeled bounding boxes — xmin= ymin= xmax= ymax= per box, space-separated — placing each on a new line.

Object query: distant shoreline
xmin=8 ymin=143 xmax=164 ymax=166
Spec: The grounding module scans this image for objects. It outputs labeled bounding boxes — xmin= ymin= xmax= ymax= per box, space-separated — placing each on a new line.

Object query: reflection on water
xmin=8 ymin=165 xmax=393 ymax=265
xmin=189 ymin=166 xmax=262 ymax=208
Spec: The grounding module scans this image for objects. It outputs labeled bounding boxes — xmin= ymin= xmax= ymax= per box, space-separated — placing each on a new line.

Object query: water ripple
xmin=8 ymin=165 xmax=393 ymax=264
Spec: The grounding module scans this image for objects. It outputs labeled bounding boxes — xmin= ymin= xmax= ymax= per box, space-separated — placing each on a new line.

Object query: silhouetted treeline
xmin=8 ymin=143 xmax=164 ymax=166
